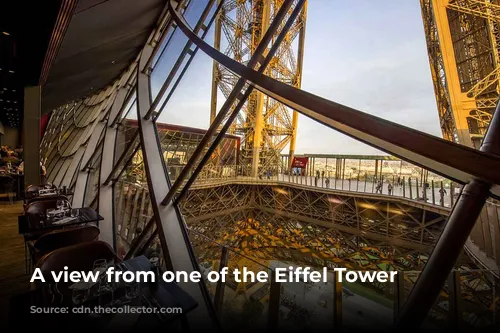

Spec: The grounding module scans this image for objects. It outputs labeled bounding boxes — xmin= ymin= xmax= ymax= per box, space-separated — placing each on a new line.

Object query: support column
xmin=395 ymin=100 xmax=500 ymax=330
xmin=23 ymin=86 xmax=41 ymax=187
xmin=209 ymin=0 xmax=222 ymax=124
xmin=429 ymin=0 xmax=474 ymax=147
xmin=99 ymin=86 xmax=128 ymax=246
xmin=288 ymin=3 xmax=307 ymax=169
xmin=250 ymin=1 xmax=271 ymax=177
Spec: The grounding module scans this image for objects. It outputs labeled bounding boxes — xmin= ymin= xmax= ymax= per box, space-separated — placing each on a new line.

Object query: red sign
xmin=291 ymin=157 xmax=308 ymax=168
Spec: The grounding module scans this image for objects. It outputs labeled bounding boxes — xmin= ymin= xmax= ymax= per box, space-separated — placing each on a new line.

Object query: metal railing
xmin=164 ymin=164 xmax=458 ymax=209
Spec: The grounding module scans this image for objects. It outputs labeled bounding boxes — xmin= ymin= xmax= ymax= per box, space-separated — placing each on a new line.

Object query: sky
xmin=151 ymin=0 xmax=442 ymax=155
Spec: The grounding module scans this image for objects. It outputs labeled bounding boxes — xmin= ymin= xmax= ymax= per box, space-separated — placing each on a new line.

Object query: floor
xmin=0 ymin=201 xmax=30 ymax=325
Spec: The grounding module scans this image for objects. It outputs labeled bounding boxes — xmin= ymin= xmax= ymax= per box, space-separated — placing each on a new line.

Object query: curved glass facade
xmin=38 ymin=0 xmax=500 ymax=330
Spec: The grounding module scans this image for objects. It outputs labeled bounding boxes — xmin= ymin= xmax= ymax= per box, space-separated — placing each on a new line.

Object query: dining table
xmin=8 ymin=255 xmax=199 ymax=332
xmin=18 ymin=207 xmax=103 ymax=235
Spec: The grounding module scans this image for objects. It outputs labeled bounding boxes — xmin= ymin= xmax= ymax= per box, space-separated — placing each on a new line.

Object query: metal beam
xmin=161 ymin=0 xmax=297 ymax=206
xmin=395 ymin=100 xmax=500 ymax=329
xmin=173 ymin=0 xmax=307 ymax=203
xmin=135 ymin=24 xmax=219 ymax=328
xmin=169 ymin=1 xmax=500 ymax=198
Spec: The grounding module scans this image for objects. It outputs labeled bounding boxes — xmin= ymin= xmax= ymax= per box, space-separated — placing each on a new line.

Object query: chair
xmin=35 ymin=241 xmax=120 ymax=291
xmin=23 ymin=194 xmax=69 ymax=209
xmin=25 ymin=183 xmax=57 ymax=200
xmin=24 ymin=197 xmax=69 ymax=215
xmin=22 ymin=197 xmax=71 ymax=273
xmin=28 ymin=225 xmax=100 ymax=271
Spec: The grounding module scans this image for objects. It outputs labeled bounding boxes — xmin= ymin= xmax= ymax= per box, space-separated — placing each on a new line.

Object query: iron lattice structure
xmin=211 ymin=0 xmax=307 ymax=176
xmin=181 ymin=183 xmax=452 ymax=271
xmin=421 ymin=0 xmax=500 ymax=148
xmin=181 ymin=182 xmax=499 ymax=322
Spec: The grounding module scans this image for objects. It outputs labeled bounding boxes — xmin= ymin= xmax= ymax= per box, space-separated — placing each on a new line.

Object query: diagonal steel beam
xmin=129 ymin=0 xmax=304 ymax=255
xmin=395 ymin=101 xmax=500 ymax=329
xmin=160 ymin=0 xmax=299 ymax=206
xmin=169 ymin=0 xmax=500 ymax=199
xmin=173 ymin=0 xmax=307 ymax=203
xmin=144 ymin=0 xmax=219 ymax=119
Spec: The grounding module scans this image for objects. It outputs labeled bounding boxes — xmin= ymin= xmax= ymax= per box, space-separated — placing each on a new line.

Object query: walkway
xmin=188 ymin=172 xmax=458 ymax=209
xmin=0 ymin=201 xmax=29 ymax=325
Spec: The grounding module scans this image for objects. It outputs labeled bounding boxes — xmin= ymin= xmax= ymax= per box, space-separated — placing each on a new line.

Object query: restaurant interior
xmin=0 ymin=1 xmax=213 ymax=331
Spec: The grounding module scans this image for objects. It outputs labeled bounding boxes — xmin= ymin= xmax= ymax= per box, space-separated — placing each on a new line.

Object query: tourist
xmin=439 ymin=187 xmax=447 ymax=205
xmin=388 ymin=183 xmax=393 ymax=195
xmin=325 ymin=177 xmax=330 ymax=188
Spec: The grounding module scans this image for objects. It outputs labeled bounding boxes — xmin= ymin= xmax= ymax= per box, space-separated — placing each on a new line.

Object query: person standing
xmin=388 ymin=183 xmax=393 ymax=195
xmin=439 ymin=187 xmax=447 ymax=205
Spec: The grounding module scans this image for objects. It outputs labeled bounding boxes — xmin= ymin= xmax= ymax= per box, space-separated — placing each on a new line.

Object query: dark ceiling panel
xmin=42 ymin=0 xmax=166 ymax=113
xmin=74 ymin=0 xmax=109 ymax=14
xmin=0 ymin=1 xmax=62 ymax=128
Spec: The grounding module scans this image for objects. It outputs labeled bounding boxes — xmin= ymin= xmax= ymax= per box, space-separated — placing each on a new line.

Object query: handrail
xmin=166 ymin=0 xmax=500 ymax=199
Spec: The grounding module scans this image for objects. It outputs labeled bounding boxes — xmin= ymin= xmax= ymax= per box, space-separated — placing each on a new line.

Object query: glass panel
xmin=83 ymin=139 xmax=104 ymax=207
xmin=113 ymin=148 xmax=153 ymax=259
xmin=219 ymin=250 xmax=270 ymax=331
xmin=183 ymin=0 xmax=211 ymax=29
xmin=114 ymin=116 xmax=139 ymax=165
xmin=189 ymin=230 xmax=223 ymax=303
xmin=459 ymin=269 xmax=500 ymax=329
xmin=341 ymin=270 xmax=394 ymax=330
xmin=150 ymin=30 xmax=190 ymax=102
xmin=277 ymin=263 xmax=334 ymax=331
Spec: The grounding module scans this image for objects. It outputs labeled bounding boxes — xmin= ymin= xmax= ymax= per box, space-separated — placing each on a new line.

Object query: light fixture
xmin=2 ymin=32 xmax=9 ymax=36
xmin=8 ymin=70 xmax=14 ymax=74
xmin=111 ymin=60 xmax=115 ymax=64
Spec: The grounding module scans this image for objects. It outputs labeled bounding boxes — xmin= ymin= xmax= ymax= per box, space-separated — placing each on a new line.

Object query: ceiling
xmin=41 ymin=0 xmax=167 ymax=113
xmin=0 ymin=32 xmax=21 ymax=128
xmin=0 ymin=1 xmax=62 ymax=128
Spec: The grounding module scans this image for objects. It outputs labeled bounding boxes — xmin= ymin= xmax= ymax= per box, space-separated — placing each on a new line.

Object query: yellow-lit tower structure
xmin=421 ymin=0 xmax=500 ymax=149
xmin=210 ymin=0 xmax=308 ymax=176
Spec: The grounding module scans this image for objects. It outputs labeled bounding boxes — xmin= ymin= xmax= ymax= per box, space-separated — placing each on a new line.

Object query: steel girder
xmin=212 ymin=0 xmax=307 ymax=174
xmin=179 ymin=182 xmax=499 ymax=325
xmin=180 ymin=183 xmax=451 ymax=270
